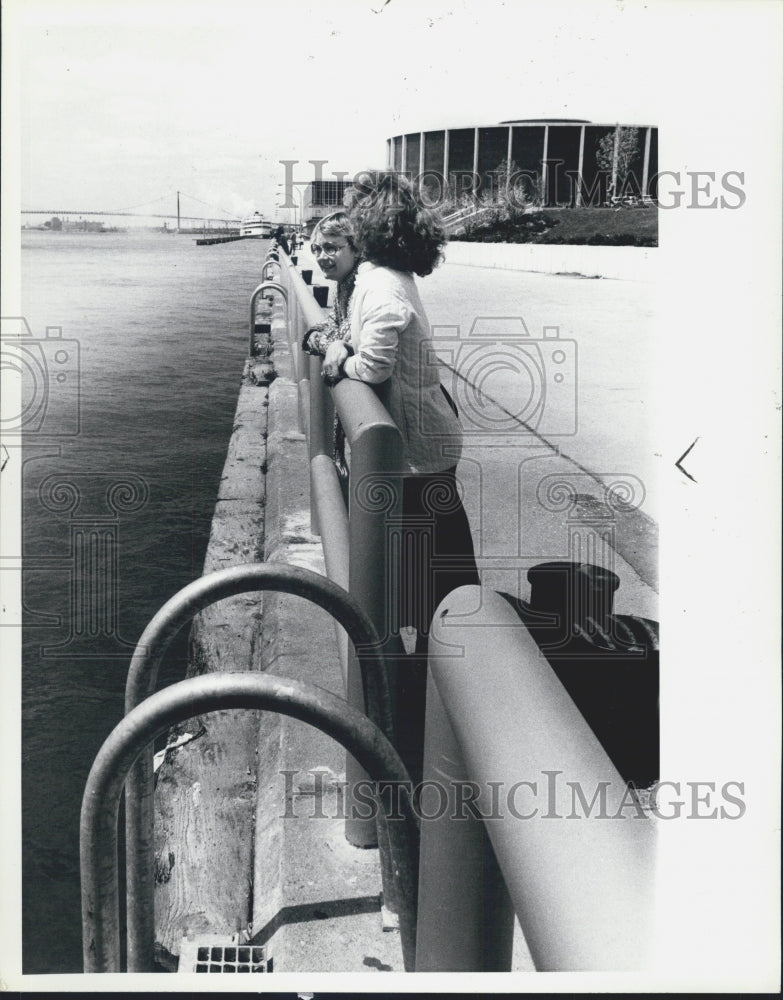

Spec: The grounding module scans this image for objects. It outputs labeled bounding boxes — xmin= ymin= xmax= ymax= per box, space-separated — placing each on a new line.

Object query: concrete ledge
xmin=444 ymin=239 xmax=658 ymax=281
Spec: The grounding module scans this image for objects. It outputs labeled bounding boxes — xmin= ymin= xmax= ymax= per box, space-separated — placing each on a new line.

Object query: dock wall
xmin=152 ymin=321 xmax=273 ymax=967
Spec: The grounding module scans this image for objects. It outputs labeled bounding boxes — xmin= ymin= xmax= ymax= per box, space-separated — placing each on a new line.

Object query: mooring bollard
xmin=503 ymin=561 xmax=659 ymax=787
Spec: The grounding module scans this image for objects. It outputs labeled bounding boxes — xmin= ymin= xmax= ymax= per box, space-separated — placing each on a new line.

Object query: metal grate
xmin=179 ymin=936 xmax=272 ymax=973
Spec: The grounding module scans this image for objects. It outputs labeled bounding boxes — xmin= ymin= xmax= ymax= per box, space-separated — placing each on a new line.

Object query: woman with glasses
xmin=320 ymin=170 xmax=480 ymax=778
xmin=302 ymin=211 xmax=361 ymax=477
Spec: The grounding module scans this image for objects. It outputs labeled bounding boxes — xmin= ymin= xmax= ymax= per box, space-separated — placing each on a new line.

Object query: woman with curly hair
xmin=321 ymin=170 xmax=479 ymax=776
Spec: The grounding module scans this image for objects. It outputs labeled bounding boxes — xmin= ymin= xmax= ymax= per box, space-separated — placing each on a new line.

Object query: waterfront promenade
xmin=422 ymin=244 xmax=659 ymax=606
xmin=150 ymin=240 xmax=658 ymax=974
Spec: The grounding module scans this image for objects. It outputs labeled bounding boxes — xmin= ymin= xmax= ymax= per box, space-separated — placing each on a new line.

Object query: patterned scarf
xmin=307 ymin=261 xmax=359 ymax=477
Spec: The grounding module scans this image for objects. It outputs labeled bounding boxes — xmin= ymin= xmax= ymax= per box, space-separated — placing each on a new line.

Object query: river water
xmin=18 ymin=229 xmax=268 ymax=973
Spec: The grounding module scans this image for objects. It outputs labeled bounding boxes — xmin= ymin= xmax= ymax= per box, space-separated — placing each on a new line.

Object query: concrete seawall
xmin=152 ymin=312 xmax=273 ymax=967
xmin=445 ymin=239 xmax=658 ymax=281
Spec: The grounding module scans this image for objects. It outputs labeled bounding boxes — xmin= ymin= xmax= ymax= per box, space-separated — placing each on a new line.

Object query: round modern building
xmin=386 ymin=119 xmax=658 ymax=207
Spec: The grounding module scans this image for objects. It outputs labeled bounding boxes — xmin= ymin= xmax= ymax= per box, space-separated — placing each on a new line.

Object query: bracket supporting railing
xmin=418 ymin=585 xmax=656 ymax=972
xmin=83 ymin=672 xmax=419 ymax=973
xmin=124 ymin=563 xmax=395 ymax=972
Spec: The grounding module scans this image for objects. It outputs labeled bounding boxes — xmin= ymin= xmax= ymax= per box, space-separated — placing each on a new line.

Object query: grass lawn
xmin=459 ymin=206 xmax=658 ymax=247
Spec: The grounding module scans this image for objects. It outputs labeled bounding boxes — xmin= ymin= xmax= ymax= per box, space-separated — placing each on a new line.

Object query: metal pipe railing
xmin=310 ymin=453 xmax=350 ymax=686
xmin=275 ymin=256 xmax=409 ymax=852
xmin=124 ymin=563 xmax=394 ymax=971
xmin=83 ymin=672 xmax=419 ymax=973
xmin=264 ymin=250 xmax=310 ymax=412
xmin=249 ymin=280 xmax=287 ymax=355
xmin=307 ymin=349 xmax=335 ymax=463
xmin=332 ymin=377 xmax=407 ymax=851
xmin=421 ymin=585 xmax=656 ymax=972
xmin=280 ymin=253 xmax=328 ymax=384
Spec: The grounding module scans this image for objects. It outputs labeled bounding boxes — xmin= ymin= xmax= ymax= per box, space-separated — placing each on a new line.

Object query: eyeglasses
xmin=311 ymin=241 xmax=350 ymax=257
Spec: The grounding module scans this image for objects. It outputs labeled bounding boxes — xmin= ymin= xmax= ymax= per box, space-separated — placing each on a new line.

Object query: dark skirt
xmin=396 ymin=465 xmax=480 ymax=637
xmin=386 ymin=464 xmax=478 ymax=780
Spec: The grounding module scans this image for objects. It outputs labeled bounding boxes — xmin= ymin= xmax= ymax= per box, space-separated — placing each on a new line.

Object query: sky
xmin=8 ymin=0 xmax=689 ymax=222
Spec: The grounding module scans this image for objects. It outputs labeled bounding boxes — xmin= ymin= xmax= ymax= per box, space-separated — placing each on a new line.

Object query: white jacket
xmin=342 ymin=261 xmax=462 ymax=474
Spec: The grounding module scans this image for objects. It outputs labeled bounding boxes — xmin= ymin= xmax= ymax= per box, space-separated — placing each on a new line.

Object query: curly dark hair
xmin=348 ymin=170 xmax=446 ymax=277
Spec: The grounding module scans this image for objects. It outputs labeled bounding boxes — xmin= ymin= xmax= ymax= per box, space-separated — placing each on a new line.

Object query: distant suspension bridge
xmin=21 ymin=190 xmax=244 ymax=226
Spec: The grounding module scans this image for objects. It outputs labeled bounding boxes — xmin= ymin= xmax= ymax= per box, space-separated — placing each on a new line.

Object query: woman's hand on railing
xmin=321 ymin=341 xmax=352 ymax=384
xmin=302 ymin=325 xmax=327 ymax=355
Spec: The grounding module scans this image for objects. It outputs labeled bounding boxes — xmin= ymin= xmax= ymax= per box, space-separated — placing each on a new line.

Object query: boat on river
xmin=240 ymin=212 xmax=272 ymax=238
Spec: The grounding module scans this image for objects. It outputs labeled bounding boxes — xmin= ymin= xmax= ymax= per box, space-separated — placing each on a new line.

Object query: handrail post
xmin=307 ymin=351 xmax=334 ymax=467
xmin=307 ymin=352 xmax=338 ymax=536
xmin=415 ymin=669 xmax=514 ymax=970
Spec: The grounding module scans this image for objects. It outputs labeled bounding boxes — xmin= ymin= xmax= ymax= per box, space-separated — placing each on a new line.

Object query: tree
xmin=490 ymin=158 xmax=542 ymax=211
xmin=596 ymin=127 xmax=641 ymax=202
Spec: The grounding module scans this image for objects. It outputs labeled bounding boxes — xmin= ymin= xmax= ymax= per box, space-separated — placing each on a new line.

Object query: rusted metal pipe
xmin=124 ymin=563 xmax=393 ymax=972
xmin=427 ymin=585 xmax=656 ymax=972
xmin=83 ymin=673 xmax=419 ymax=973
